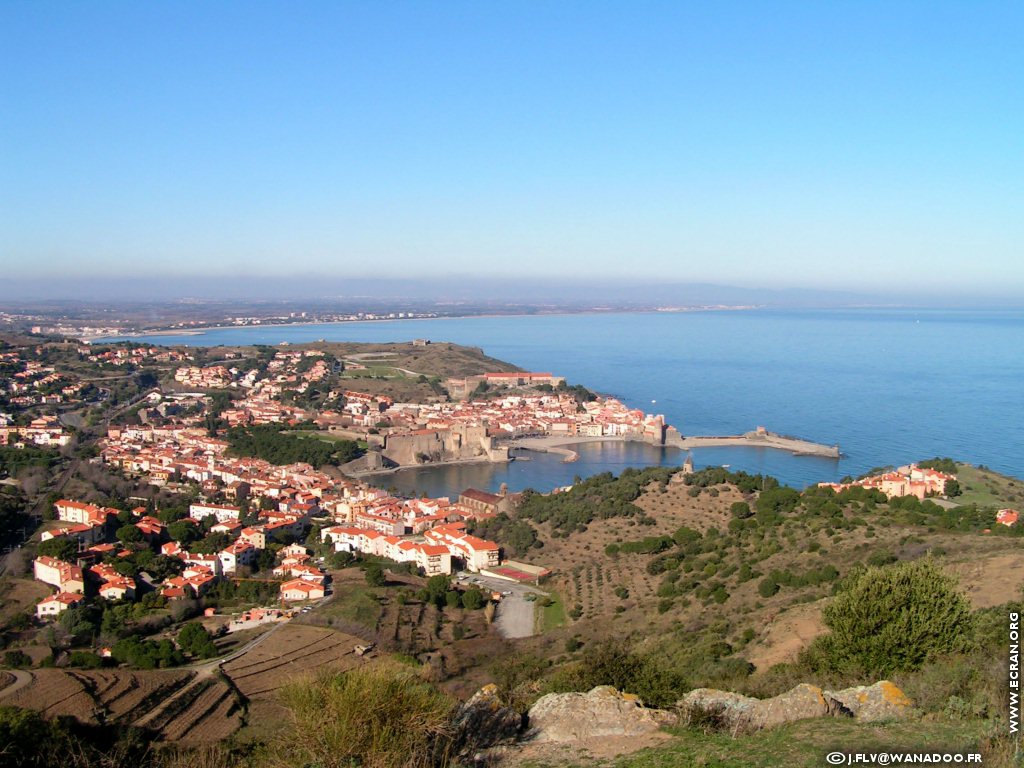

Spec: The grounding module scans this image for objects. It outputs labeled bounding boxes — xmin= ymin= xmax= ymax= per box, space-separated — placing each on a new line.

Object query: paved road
xmin=456 ymin=571 xmax=546 ymax=639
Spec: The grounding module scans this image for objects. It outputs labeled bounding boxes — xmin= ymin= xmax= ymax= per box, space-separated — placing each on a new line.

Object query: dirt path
xmin=0 ymin=670 xmax=33 ymax=698
xmin=487 ymin=732 xmax=674 ymax=766
xmin=948 ymin=552 xmax=1024 ymax=609
xmin=745 ymin=599 xmax=827 ymax=671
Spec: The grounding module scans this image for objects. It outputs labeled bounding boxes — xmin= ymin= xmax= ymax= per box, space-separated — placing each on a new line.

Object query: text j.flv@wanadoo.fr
xmin=1011 ymin=611 xmax=1020 ymax=735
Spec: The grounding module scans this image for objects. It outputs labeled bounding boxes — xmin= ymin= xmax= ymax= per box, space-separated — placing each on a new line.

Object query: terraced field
xmin=221 ymin=623 xmax=370 ymax=729
xmin=0 ymin=668 xmax=195 ymax=726
xmin=0 ymin=624 xmax=374 ymax=741
xmin=142 ymin=676 xmax=242 ymax=743
xmin=223 ymin=624 xmax=366 ymax=697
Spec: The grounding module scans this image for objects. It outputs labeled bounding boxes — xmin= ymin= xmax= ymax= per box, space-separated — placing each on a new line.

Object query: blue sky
xmin=1 ymin=2 xmax=1021 ymax=299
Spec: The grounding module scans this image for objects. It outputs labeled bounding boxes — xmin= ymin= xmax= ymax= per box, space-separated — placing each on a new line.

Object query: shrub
xmin=2 ymin=650 xmax=31 ymax=668
xmin=67 ymin=651 xmax=103 ymax=669
xmin=673 ymin=526 xmax=701 ymax=546
xmin=867 ymin=549 xmax=897 ymax=567
xmin=680 ymin=702 xmax=733 ymax=734
xmin=551 ymin=640 xmax=687 ymax=708
xmin=816 ymin=558 xmax=973 ymax=674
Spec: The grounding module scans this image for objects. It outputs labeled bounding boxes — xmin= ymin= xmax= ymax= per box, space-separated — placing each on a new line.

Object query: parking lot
xmin=455 ymin=571 xmax=546 ymax=639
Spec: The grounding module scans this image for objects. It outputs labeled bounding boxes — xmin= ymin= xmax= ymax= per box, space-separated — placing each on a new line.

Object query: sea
xmin=104 ymin=309 xmax=1024 ymax=497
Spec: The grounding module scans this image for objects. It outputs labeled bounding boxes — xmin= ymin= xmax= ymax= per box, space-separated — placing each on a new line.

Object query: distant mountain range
xmin=0 ymin=274 xmax=1018 ymax=309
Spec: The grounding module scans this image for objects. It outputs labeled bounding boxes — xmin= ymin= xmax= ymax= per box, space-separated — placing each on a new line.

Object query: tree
xmin=115 ymin=525 xmax=143 ymax=544
xmin=329 ymin=550 xmax=354 ymax=569
xmin=918 ymin=457 xmax=959 ymax=474
xmin=59 ymin=605 xmax=99 ymax=644
xmin=37 ymin=537 xmax=78 ymax=562
xmin=425 ymin=574 xmax=450 ymax=603
xmin=190 ymin=532 xmax=230 ymax=554
xmin=178 ymin=622 xmax=219 ymax=659
xmin=755 ymin=487 xmax=800 ymax=521
xmin=146 ymin=554 xmax=185 ymax=581
xmin=730 ymin=501 xmax=752 ymax=519
xmin=460 ymin=588 xmax=485 ymax=610
xmin=816 ymin=558 xmax=973 ymax=674
xmin=225 ymin=423 xmax=362 ymax=467
xmin=944 ymin=479 xmax=962 ymax=498
xmin=167 ymin=520 xmax=199 ymax=544
xmin=364 ymin=564 xmax=386 ymax=587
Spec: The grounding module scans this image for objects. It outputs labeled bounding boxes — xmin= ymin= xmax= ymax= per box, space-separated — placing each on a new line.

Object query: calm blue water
xmin=106 ymin=309 xmax=1024 ymax=493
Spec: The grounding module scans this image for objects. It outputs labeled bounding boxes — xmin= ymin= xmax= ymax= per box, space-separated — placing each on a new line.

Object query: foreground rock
xmin=455 ymin=684 xmax=524 ymax=750
xmin=527 ymin=686 xmax=676 ymax=742
xmin=681 ymin=683 xmax=838 ymax=731
xmin=680 ymin=680 xmax=913 ymax=731
xmin=826 ymin=681 xmax=914 ymax=723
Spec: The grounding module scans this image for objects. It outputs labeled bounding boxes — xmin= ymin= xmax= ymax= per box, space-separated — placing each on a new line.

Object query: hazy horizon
xmin=2 ymin=3 xmax=1021 ymax=298
xmin=0 ymin=274 xmax=1020 ymax=310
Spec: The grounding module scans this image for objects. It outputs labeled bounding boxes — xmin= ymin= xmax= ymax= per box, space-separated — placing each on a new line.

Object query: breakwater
xmin=670 ymin=430 xmax=841 ymax=458
xmin=505 ymin=430 xmax=840 ymax=463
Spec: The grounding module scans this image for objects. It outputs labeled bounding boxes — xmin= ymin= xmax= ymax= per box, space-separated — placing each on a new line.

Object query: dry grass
xmin=260 ymin=663 xmax=456 ymax=768
xmin=0 ymin=577 xmax=51 ymax=623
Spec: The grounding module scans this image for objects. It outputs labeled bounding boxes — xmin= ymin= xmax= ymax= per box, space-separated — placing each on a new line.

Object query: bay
xmin=106 ymin=309 xmax=1024 ymax=493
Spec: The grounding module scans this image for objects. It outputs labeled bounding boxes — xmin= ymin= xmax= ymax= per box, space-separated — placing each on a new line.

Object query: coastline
xmin=347 ymin=430 xmax=840 ymax=484
xmin=88 ymin=306 xmax=760 ymax=344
